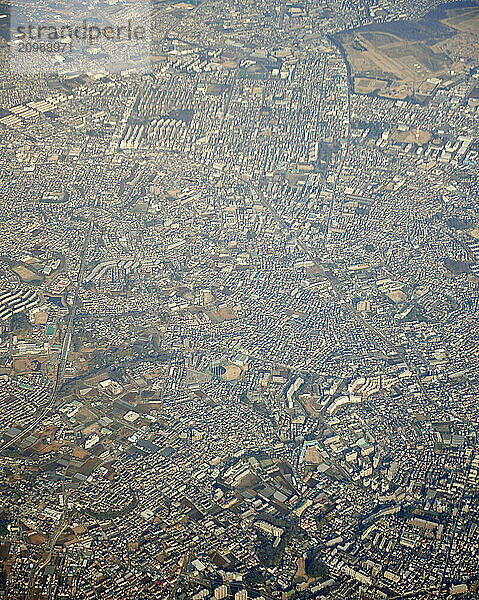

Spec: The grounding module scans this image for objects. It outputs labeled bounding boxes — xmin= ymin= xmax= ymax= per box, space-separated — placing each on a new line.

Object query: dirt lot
xmin=205 ymin=306 xmax=238 ymax=323
xmin=354 ymin=77 xmax=389 ymax=95
xmin=13 ymin=357 xmax=45 ymax=374
xmin=12 ymin=264 xmax=42 ymax=283
xmin=390 ymin=128 xmax=432 ymax=145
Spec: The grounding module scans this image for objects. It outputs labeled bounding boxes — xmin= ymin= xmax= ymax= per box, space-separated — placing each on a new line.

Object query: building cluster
xmin=0 ymin=0 xmax=478 ymax=598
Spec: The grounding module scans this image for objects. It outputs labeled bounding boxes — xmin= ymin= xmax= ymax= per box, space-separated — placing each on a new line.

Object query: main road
xmin=0 ymin=218 xmax=94 ymax=451
xmin=242 ymin=176 xmax=427 ymax=383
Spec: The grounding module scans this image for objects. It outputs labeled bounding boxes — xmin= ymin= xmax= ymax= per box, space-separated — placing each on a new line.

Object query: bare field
xmin=391 ymin=128 xmax=432 ymax=144
xmin=353 ymin=76 xmax=413 ymax=99
xmin=441 ymin=7 xmax=479 ymax=33
xmin=339 ymin=6 xmax=479 ymax=99
xmin=354 ymin=76 xmax=388 ymax=94
xmin=205 ymin=306 xmax=238 ymax=323
xmin=221 ymin=364 xmax=243 ymax=381
xmin=12 ymin=264 xmax=41 ymax=282
xmin=344 ymin=31 xmax=450 ymax=89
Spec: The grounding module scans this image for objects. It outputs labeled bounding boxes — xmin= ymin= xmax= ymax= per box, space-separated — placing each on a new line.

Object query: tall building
xmin=214 ymin=584 xmax=228 ymax=599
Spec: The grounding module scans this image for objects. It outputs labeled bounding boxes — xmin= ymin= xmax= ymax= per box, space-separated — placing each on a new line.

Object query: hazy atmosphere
xmin=0 ymin=0 xmax=479 ymax=598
